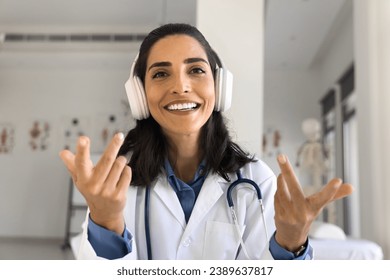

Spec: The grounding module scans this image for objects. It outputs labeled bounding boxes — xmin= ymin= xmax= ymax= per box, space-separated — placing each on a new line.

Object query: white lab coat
xmin=76 ymin=160 xmax=277 ymax=260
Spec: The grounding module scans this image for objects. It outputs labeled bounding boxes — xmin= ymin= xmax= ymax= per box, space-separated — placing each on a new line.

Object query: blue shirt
xmin=165 ymin=158 xmax=206 ymax=223
xmin=87 ymin=160 xmax=310 ymax=259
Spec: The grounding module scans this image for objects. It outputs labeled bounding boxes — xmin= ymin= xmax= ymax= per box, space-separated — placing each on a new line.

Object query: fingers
xmin=59 ymin=149 xmax=77 ymax=181
xmin=276 ymin=173 xmax=291 ymax=202
xmin=274 ymin=176 xmax=287 ymax=217
xmin=59 ymin=149 xmax=75 ymax=173
xmin=276 ymin=154 xmax=305 ymax=201
xmin=94 ymin=133 xmax=125 ymax=183
xmin=311 ymin=178 xmax=354 ymax=212
xmin=75 ymin=136 xmax=94 ymax=181
xmin=116 ymin=165 xmax=132 ymax=198
xmin=104 ymin=156 xmax=128 ymax=191
xmin=332 ymin=183 xmax=354 ymax=200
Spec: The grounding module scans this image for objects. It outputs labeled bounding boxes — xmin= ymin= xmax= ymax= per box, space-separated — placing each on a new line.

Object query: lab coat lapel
xmin=152 ymin=176 xmax=186 ymax=229
xmin=182 ymin=173 xmax=224 ymax=238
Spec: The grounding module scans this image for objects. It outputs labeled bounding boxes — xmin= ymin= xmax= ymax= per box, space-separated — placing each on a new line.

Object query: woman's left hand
xmin=274 ymin=154 xmax=353 ymax=252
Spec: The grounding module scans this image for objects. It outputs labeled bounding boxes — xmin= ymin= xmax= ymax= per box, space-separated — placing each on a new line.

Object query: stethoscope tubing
xmin=227 ymin=171 xmax=262 ymax=207
xmin=145 ymin=186 xmax=152 ymax=260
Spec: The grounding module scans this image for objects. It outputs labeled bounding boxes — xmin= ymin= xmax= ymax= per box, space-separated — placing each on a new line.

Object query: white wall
xmin=0 ymin=50 xmax=136 ymax=238
xmin=263 ymin=70 xmax=321 ymax=174
xmin=197 ymin=0 xmax=264 ymax=157
xmin=354 ymin=0 xmax=390 ymax=260
xmin=315 ymin=0 xmax=354 ymax=94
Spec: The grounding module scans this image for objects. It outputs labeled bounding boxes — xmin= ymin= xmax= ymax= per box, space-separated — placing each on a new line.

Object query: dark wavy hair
xmin=118 ymin=23 xmax=255 ymax=186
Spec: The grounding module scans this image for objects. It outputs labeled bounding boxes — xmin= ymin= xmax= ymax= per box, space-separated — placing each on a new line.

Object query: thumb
xmin=311 ymin=178 xmax=353 ymax=212
xmin=59 ymin=149 xmax=78 ymax=182
xmin=330 ymin=182 xmax=354 ymax=201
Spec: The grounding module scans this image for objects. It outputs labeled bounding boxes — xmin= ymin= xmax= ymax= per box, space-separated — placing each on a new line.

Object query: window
xmin=320 ymin=65 xmax=359 ymax=237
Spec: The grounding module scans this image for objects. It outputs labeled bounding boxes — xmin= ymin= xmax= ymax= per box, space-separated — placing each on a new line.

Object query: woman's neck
xmin=166 ymin=132 xmax=203 ymax=183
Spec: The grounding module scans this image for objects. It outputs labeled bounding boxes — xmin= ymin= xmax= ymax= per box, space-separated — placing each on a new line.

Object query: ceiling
xmin=0 ymin=0 xmax=197 ymax=32
xmin=265 ymin=0 xmax=350 ymax=70
xmin=0 ymin=0 xmax=349 ymax=70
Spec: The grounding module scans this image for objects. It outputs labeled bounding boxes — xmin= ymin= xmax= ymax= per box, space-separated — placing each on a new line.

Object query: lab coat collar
xmin=152 ymin=175 xmax=186 ymax=229
xmin=151 ymin=172 xmax=227 ymax=233
xmin=182 ymin=172 xmax=226 ymax=240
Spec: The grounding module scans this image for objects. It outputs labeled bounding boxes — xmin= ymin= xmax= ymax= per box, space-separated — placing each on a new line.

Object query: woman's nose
xmin=171 ymin=73 xmax=191 ymax=94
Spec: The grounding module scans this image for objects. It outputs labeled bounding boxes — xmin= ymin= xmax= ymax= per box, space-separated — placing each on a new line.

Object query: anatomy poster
xmin=262 ymin=126 xmax=282 ymax=157
xmin=61 ymin=116 xmax=91 ymax=153
xmin=0 ymin=123 xmax=15 ymax=154
xmin=28 ymin=120 xmax=51 ymax=151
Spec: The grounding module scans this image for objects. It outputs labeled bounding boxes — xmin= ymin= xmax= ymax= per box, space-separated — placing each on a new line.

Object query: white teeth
xmin=167 ymin=103 xmax=197 ymax=111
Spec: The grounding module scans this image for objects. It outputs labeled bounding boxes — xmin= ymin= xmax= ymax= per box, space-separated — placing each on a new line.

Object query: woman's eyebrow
xmin=184 ymin=57 xmax=209 ymax=65
xmin=147 ymin=61 xmax=171 ymax=72
xmin=147 ymin=57 xmax=209 ymax=72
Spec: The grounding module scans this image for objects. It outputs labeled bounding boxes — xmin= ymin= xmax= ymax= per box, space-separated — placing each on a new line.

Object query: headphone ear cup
xmin=214 ymin=68 xmax=233 ymax=112
xmin=125 ymin=75 xmax=150 ymax=120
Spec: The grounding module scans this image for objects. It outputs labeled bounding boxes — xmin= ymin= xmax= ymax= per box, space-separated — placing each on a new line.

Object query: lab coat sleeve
xmin=73 ymin=209 xmax=108 ymax=260
xmin=74 ymin=187 xmax=140 ymax=260
xmin=74 ymin=219 xmax=139 ymax=259
xmin=87 ymin=215 xmax=132 ymax=259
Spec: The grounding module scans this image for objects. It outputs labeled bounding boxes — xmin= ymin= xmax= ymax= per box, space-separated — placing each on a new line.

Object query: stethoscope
xmin=144 ymin=170 xmax=269 ymax=260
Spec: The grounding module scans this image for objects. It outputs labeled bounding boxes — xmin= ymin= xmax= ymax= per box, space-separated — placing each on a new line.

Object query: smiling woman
xmin=59 ymin=23 xmax=353 ymax=260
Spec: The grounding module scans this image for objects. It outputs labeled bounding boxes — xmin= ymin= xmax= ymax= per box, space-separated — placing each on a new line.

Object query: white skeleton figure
xmin=296 ymin=118 xmax=329 ymax=195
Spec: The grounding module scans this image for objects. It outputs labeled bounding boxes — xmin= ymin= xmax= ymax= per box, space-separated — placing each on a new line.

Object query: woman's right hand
xmin=59 ymin=132 xmax=132 ymax=235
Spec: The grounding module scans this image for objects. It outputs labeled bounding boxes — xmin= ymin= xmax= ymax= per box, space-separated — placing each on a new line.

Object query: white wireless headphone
xmin=125 ymin=53 xmax=233 ymax=120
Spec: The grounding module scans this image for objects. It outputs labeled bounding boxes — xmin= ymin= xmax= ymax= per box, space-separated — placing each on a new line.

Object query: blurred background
xmin=0 ymin=0 xmax=389 ymax=260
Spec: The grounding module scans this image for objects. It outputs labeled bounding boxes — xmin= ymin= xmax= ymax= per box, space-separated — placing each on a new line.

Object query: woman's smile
xmin=165 ymin=101 xmax=200 ymax=112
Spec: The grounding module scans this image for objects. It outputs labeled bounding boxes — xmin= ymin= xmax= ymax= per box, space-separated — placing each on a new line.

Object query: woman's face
xmin=144 ymin=35 xmax=215 ymax=139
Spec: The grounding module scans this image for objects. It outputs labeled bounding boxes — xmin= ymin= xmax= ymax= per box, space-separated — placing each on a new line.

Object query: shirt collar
xmin=164 ymin=158 xmax=207 ymax=184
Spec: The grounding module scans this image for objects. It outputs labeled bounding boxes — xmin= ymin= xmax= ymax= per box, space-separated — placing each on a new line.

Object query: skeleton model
xmin=296 ymin=118 xmax=337 ymax=223
xmin=296 ymin=118 xmax=329 ymax=195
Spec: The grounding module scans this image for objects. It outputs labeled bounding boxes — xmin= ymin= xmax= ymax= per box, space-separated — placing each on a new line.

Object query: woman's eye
xmin=152 ymin=71 xmax=168 ymax=79
xmin=190 ymin=67 xmax=205 ymax=74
